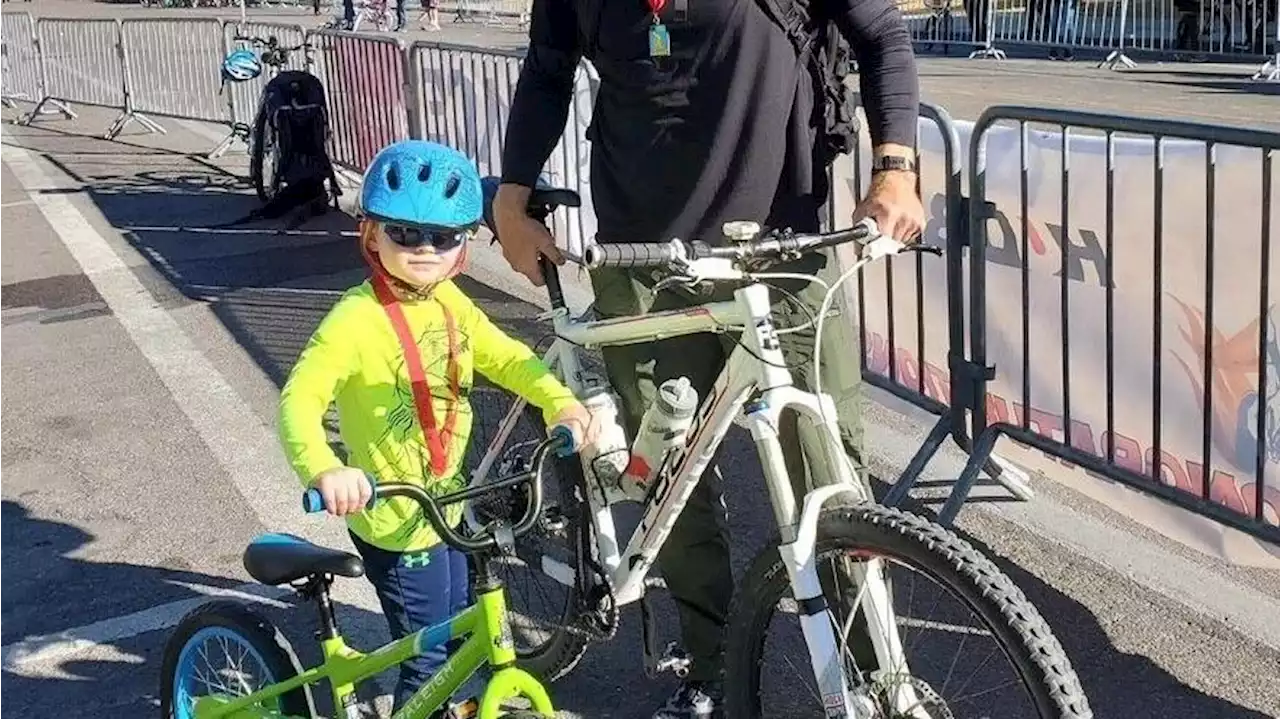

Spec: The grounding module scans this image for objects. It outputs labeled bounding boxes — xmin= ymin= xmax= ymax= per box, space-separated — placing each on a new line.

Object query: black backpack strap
xmin=753 ymin=0 xmax=818 ymax=63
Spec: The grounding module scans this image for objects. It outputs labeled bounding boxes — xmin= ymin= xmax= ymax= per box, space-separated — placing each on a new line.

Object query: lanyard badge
xmin=648 ymin=0 xmax=671 ymax=57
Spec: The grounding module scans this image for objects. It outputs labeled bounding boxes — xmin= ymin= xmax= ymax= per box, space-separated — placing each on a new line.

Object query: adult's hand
xmin=852 ymin=153 xmax=926 ymax=244
xmin=493 ymin=183 xmax=564 ymax=287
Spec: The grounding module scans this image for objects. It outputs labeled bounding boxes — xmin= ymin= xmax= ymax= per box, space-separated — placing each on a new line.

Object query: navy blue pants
xmin=350 ymin=533 xmax=475 ymax=710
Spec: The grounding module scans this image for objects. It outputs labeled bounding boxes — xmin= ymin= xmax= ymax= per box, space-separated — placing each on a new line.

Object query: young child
xmin=278 ymin=139 xmax=592 ymax=717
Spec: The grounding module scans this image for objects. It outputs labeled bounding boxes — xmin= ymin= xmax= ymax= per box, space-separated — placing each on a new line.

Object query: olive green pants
xmin=589 ymin=251 xmax=874 ymax=683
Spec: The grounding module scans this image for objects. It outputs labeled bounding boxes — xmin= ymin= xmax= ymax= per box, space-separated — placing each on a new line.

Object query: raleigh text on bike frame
xmin=470 ymin=221 xmax=930 ymax=717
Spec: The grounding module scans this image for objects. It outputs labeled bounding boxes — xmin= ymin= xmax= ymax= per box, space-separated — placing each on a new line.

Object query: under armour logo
xmin=402 ymin=551 xmax=432 ymax=569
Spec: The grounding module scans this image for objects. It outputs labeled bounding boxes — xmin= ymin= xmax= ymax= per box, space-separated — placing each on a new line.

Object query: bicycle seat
xmin=479 ymin=176 xmax=581 ymax=238
xmin=243 ymin=533 xmax=364 ymax=585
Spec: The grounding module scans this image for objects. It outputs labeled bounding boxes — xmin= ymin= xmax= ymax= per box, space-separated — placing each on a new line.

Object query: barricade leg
xmin=1099 ymin=49 xmax=1137 ymax=70
xmin=207 ymin=121 xmax=249 ymax=160
xmin=17 ymin=96 xmax=77 ymax=124
xmin=107 ymin=107 xmax=165 ymax=140
xmin=936 ymin=425 xmax=1006 ymax=527
xmin=1255 ymin=53 xmax=1279 ymax=81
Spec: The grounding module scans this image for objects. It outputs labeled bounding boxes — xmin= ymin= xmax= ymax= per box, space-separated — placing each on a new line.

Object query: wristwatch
xmin=870 ymin=155 xmax=917 ymax=174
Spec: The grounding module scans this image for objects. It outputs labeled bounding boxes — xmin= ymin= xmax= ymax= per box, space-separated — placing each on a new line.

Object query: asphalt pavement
xmin=3 ymin=4 xmax=1280 ymax=718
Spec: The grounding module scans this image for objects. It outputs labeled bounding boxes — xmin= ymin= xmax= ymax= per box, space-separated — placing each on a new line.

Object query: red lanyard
xmin=371 ymin=275 xmax=461 ymax=478
xmin=648 ymin=0 xmax=666 ymax=13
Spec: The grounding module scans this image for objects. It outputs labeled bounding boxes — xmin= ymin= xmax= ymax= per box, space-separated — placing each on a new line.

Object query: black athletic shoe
xmin=651 ymin=681 xmax=723 ymax=719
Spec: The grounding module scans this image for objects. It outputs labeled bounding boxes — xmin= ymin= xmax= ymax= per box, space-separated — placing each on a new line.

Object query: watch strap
xmin=871 ymin=155 xmax=917 ymax=174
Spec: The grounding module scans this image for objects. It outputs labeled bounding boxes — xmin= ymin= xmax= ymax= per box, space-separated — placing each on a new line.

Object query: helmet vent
xmin=386 ymin=165 xmax=400 ymax=190
xmin=444 ymin=174 xmax=460 ymax=199
xmin=418 ymin=163 xmax=432 ymax=183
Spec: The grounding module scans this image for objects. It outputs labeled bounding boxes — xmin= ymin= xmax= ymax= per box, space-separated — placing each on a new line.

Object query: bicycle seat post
xmin=295 ymin=573 xmax=340 ymax=641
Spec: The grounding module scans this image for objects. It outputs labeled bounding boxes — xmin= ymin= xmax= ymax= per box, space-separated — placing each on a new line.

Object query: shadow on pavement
xmin=0 ymin=499 xmax=390 ymax=719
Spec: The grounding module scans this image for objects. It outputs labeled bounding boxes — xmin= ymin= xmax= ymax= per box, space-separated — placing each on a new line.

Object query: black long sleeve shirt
xmin=501 ymin=0 xmax=918 ymax=245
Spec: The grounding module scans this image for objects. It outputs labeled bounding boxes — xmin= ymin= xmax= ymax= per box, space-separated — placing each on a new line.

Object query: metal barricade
xmin=120 ymin=19 xmax=229 ymax=133
xmin=22 ymin=18 xmax=133 ymax=137
xmin=221 ymin=21 xmax=311 ymax=157
xmin=410 ymin=42 xmax=521 ymax=178
xmin=309 ymin=30 xmax=411 ymax=174
xmin=442 ymin=0 xmax=531 ymax=27
xmin=971 ymin=0 xmax=1276 ymax=65
xmin=899 ymin=0 xmax=994 ymax=54
xmin=2 ymin=11 xmax=41 ymax=107
xmin=947 ymin=105 xmax=1280 ymax=543
xmin=408 ymin=42 xmax=597 ymax=256
xmin=984 ymin=0 xmax=1129 ymax=52
xmin=829 ymin=102 xmax=1028 ymax=507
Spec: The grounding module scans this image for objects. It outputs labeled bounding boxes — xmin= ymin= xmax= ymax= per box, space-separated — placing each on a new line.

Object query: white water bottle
xmin=579 ymin=386 xmax=629 ymax=492
xmin=619 ymin=377 xmax=699 ymax=501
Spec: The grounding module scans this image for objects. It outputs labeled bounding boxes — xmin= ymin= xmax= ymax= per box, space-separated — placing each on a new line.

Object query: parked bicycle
xmin=321 ymin=0 xmax=396 ymax=32
xmin=220 ymin=34 xmax=340 ymax=207
xmin=159 ymin=430 xmax=577 ymax=718
xmin=465 ymin=178 xmax=1093 ymax=718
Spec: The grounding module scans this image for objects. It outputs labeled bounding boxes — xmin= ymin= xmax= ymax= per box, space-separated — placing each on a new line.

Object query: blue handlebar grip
xmin=549 ymin=424 xmax=577 ymax=457
xmin=301 ymin=474 xmax=379 ymax=514
xmin=302 ymin=488 xmax=325 ymax=514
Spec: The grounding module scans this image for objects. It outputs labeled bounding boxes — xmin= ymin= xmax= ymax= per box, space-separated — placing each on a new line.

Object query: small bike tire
xmin=159 ymin=599 xmax=315 ymax=719
xmin=249 ymin=107 xmax=278 ymax=203
xmin=724 ymin=504 xmax=1093 ymax=719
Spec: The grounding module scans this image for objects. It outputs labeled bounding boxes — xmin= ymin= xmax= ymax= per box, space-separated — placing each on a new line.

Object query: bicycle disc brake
xmin=867 ymin=673 xmax=954 ymax=719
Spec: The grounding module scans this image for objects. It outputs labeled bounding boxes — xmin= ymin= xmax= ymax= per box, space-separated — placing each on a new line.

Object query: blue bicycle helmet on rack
xmin=361 ymin=140 xmax=483 ymax=231
xmin=221 ymin=48 xmax=262 ymax=83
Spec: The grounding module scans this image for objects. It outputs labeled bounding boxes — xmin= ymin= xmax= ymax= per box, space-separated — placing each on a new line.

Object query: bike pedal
xmin=540 ymin=505 xmax=567 ymax=532
xmin=655 ymin=641 xmax=692 ymax=678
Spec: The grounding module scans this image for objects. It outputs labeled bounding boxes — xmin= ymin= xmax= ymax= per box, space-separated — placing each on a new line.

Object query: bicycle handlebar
xmin=302 ymin=427 xmax=575 ymax=554
xmin=582 ymin=218 xmax=941 ymax=271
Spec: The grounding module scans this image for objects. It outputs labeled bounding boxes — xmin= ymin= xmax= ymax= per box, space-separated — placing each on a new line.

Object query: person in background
xmin=491 ymin=0 xmax=925 ymax=715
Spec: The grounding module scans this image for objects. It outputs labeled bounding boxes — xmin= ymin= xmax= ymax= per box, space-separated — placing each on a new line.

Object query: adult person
xmin=493 ymin=0 xmax=925 ymax=715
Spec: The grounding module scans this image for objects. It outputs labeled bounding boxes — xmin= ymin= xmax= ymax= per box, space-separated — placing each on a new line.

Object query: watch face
xmin=875 ymin=156 xmax=915 ymax=172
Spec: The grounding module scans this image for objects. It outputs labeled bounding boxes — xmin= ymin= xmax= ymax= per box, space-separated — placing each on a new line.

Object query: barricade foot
xmin=1099 ymin=49 xmax=1137 ymax=70
xmin=882 ymin=412 xmax=955 ymax=507
xmin=107 ymin=110 xmax=166 ymax=140
xmin=968 ymin=45 xmax=1006 ymax=60
xmin=935 ymin=426 xmax=1003 ymax=527
xmin=16 ymin=96 xmax=74 ymax=125
xmin=1254 ymin=55 xmax=1279 ymax=82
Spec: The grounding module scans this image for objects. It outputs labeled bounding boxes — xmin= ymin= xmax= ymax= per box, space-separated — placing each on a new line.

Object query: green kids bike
xmin=159 ymin=430 xmax=576 ymax=719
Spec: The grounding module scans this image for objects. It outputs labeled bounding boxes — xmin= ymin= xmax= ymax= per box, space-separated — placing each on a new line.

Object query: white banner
xmin=834 ymin=113 xmax=1280 ymax=566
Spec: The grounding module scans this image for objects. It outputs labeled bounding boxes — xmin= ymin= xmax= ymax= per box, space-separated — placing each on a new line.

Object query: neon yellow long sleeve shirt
xmin=278 ymin=279 xmax=578 ymax=553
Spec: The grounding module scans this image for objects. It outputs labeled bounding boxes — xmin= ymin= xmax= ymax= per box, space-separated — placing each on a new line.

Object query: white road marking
xmin=1 ymin=144 xmax=386 ymax=670
xmin=1 ymin=583 xmax=292 ymax=672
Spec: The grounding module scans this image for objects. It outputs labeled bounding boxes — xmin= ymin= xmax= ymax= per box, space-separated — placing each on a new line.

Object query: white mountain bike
xmin=463 ymin=181 xmax=1092 ymax=719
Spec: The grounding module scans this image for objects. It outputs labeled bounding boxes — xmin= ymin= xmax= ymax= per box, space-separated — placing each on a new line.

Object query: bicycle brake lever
xmin=650 ymin=275 xmax=697 ymax=296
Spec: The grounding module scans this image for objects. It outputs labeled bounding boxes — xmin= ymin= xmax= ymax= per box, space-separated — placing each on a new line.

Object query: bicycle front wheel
xmin=725 ymin=505 xmax=1092 ymax=719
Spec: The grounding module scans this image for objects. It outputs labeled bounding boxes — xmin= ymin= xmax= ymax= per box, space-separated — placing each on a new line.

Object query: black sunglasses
xmin=383 ymin=224 xmax=468 ymax=252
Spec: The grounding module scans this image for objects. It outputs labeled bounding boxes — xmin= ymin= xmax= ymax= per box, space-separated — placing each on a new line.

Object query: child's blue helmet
xmin=221 ymin=49 xmax=262 ymax=83
xmin=361 ymin=140 xmax=483 ymax=231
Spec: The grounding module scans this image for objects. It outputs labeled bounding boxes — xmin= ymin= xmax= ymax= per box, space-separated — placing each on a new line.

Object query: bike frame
xmin=472 ymin=279 xmax=916 ymax=716
xmin=189 ymin=585 xmax=553 ymax=719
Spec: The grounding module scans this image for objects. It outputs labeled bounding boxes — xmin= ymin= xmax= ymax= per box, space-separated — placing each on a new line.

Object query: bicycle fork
xmin=745 ymin=389 xmax=924 ymax=719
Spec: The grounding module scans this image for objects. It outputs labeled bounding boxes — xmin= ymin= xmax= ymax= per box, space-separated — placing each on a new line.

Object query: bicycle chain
xmin=868 ymin=673 xmax=954 ymax=719
xmin=566 ymin=504 xmax=620 ymax=643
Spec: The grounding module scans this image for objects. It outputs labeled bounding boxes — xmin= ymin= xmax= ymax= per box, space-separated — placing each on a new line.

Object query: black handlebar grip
xmin=539 ymin=254 xmax=565 ymax=310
